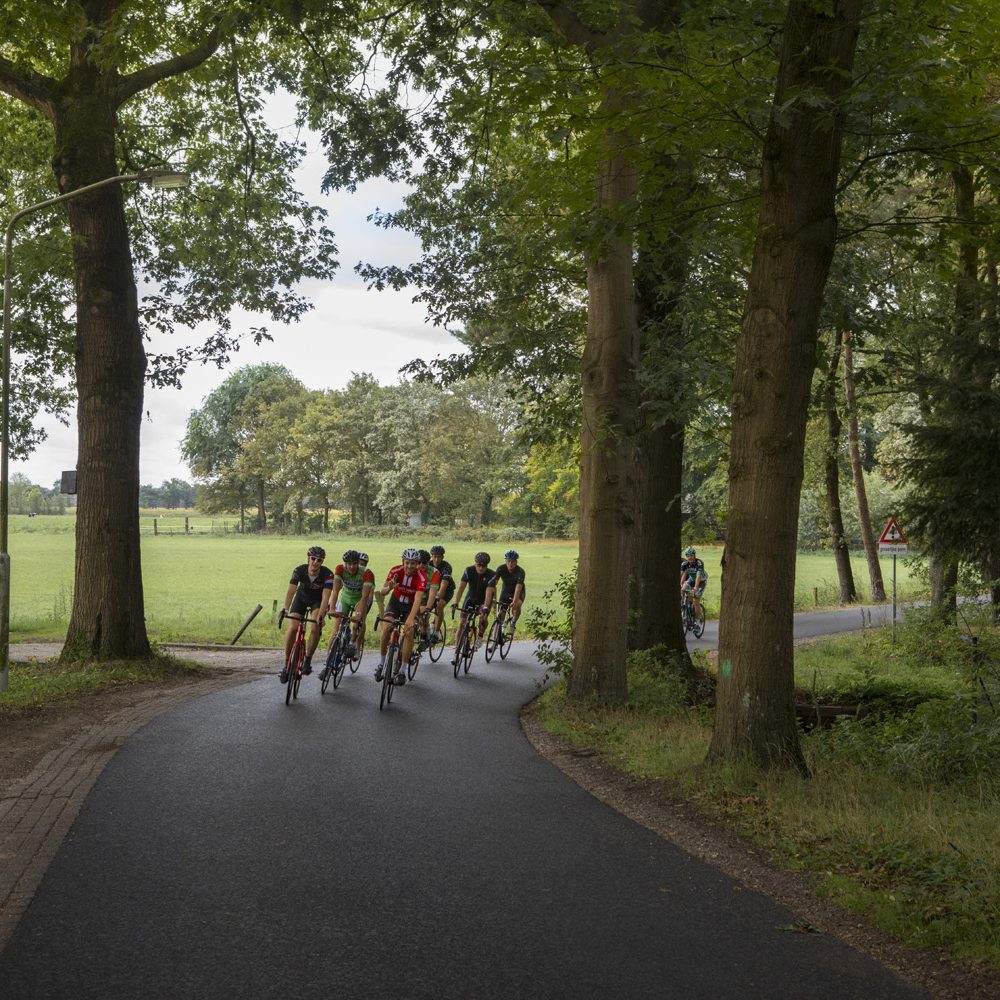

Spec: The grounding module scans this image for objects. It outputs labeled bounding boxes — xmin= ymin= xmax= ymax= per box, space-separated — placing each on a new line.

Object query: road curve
xmin=0 ymin=642 xmax=925 ymax=999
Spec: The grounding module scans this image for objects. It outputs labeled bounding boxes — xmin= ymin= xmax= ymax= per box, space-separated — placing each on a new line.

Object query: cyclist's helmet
xmin=474 ymin=551 xmax=491 ymax=566
xmin=307 ymin=545 xmax=326 ymax=560
xmin=429 ymin=545 xmax=445 ymax=557
xmin=684 ymin=546 xmax=696 ymax=556
xmin=418 ymin=549 xmax=431 ymax=564
xmin=504 ymin=549 xmax=519 ymax=561
xmin=358 ymin=552 xmax=369 ymax=564
xmin=402 ymin=547 xmax=420 ymax=561
xmin=342 ymin=549 xmax=361 ymax=563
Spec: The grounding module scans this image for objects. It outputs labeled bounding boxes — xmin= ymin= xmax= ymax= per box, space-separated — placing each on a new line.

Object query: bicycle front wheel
xmin=285 ymin=645 xmax=302 ymax=706
xmin=322 ymin=637 xmax=340 ymax=694
xmin=453 ymin=623 xmax=467 ymax=678
xmin=693 ymin=605 xmax=706 ymax=639
xmin=333 ymin=637 xmax=349 ymax=688
xmin=350 ymin=629 xmax=365 ymax=672
xmin=380 ymin=645 xmax=397 ymax=709
xmin=463 ymin=630 xmax=476 ymax=674
xmin=484 ymin=618 xmax=501 ymax=662
xmin=428 ymin=619 xmax=446 ymax=662
xmin=500 ymin=619 xmax=514 ymax=659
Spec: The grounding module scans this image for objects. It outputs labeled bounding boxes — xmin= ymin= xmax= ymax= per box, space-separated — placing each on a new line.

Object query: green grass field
xmin=8 ymin=513 xmax=926 ymax=645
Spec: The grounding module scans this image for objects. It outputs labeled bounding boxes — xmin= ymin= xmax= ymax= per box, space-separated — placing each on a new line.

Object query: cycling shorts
xmin=681 ymin=580 xmax=706 ymax=597
xmin=386 ymin=594 xmax=414 ymax=621
xmin=337 ymin=591 xmax=369 ymax=617
xmin=290 ymin=592 xmax=323 ymax=617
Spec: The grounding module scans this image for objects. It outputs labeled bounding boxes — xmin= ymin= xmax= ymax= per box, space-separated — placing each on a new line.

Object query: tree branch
xmin=115 ymin=16 xmax=226 ymax=105
xmin=0 ymin=55 xmax=57 ymax=119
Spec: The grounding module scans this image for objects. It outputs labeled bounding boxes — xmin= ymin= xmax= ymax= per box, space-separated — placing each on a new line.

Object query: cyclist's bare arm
xmin=282 ymin=583 xmax=297 ymax=618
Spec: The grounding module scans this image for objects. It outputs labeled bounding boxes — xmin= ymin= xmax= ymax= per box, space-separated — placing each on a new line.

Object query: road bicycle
xmin=321 ymin=611 xmax=364 ymax=694
xmin=278 ymin=609 xmax=319 ymax=705
xmin=418 ymin=608 xmax=447 ymax=663
xmin=484 ymin=600 xmax=516 ymax=662
xmin=409 ymin=610 xmax=446 ymax=679
xmin=681 ymin=591 xmax=706 ymax=639
xmin=452 ymin=603 xmax=487 ymax=677
xmin=375 ymin=613 xmax=405 ymax=710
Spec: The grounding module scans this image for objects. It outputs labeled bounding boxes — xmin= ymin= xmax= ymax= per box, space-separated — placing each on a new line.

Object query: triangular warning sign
xmin=878 ymin=517 xmax=907 ymax=545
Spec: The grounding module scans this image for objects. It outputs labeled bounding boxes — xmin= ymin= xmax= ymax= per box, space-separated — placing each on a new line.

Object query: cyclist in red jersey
xmin=375 ymin=547 xmax=427 ymax=686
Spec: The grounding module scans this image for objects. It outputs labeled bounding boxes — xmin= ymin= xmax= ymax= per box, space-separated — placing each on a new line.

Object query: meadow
xmin=9 ymin=513 xmax=926 ymax=645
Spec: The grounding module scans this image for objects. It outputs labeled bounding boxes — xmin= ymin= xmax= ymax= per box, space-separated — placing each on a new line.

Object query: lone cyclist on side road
xmin=680 ymin=546 xmax=707 ymax=621
xmin=281 ymin=545 xmax=334 ymax=679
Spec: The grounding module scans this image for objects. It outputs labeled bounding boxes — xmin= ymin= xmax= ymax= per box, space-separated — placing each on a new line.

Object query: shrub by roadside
xmin=0 ymin=653 xmax=205 ymax=719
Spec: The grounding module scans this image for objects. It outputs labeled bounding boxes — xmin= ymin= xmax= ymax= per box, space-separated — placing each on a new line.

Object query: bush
xmin=809 ymin=696 xmax=1000 ymax=790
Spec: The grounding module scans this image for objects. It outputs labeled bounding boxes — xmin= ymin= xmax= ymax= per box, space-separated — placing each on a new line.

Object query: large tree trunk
xmin=571 ymin=117 xmax=641 ymax=702
xmin=630 ymin=160 xmax=692 ymax=656
xmin=842 ymin=329 xmax=886 ymax=601
xmin=821 ymin=333 xmax=856 ymax=603
xmin=631 ymin=418 xmax=687 ymax=652
xmin=709 ymin=0 xmax=863 ymax=771
xmin=57 ymin=93 xmax=151 ymax=661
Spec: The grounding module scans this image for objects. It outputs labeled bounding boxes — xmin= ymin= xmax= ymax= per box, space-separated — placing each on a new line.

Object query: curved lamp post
xmin=1 ymin=169 xmax=190 ymax=692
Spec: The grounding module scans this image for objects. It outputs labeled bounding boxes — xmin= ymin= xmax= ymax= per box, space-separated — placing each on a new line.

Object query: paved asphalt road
xmin=1 ymin=621 xmax=926 ymax=999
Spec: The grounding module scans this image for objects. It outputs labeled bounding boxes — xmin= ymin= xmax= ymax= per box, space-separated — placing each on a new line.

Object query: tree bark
xmin=631 ymin=418 xmax=687 ymax=652
xmin=629 ymin=159 xmax=692 ymax=657
xmin=842 ymin=329 xmax=886 ymax=601
xmin=57 ymin=87 xmax=151 ymax=660
xmin=709 ymin=0 xmax=863 ymax=772
xmin=570 ymin=117 xmax=641 ymax=702
xmin=821 ymin=333 xmax=856 ymax=603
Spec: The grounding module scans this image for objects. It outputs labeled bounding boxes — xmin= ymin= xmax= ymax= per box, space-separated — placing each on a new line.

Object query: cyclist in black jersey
xmin=281 ymin=545 xmax=334 ymax=678
xmin=428 ymin=545 xmax=453 ymax=641
xmin=451 ymin=552 xmax=494 ymax=665
xmin=487 ymin=549 xmax=525 ymax=625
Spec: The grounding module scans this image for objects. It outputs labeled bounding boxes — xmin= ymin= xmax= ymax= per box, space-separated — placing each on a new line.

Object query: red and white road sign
xmin=878 ymin=517 xmax=908 ymax=554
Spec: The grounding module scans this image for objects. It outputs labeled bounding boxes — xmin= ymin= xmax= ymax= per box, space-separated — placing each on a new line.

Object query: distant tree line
xmin=8 ymin=474 xmax=68 ymax=515
xmin=182 ymin=365 xmax=579 ymax=537
xmin=138 ymin=479 xmax=197 ymax=509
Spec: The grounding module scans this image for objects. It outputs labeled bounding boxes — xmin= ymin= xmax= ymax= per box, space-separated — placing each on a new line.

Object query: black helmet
xmin=343 ymin=549 xmax=361 ymax=563
xmin=418 ymin=549 xmax=431 ymax=564
xmin=504 ymin=549 xmax=519 ymax=561
xmin=430 ymin=545 xmax=445 ymax=556
xmin=307 ymin=545 xmax=326 ymax=560
xmin=474 ymin=551 xmax=490 ymax=566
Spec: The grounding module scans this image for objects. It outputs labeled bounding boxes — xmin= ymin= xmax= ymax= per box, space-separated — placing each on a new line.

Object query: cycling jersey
xmin=385 ymin=565 xmax=427 ymax=605
xmin=492 ymin=564 xmax=526 ymax=601
xmin=425 ymin=567 xmax=442 ymax=590
xmin=460 ymin=565 xmax=495 ymax=608
xmin=432 ymin=559 xmax=453 ymax=581
xmin=290 ymin=563 xmax=335 ymax=606
xmin=335 ymin=564 xmax=375 ymax=611
xmin=681 ymin=558 xmax=706 ymax=582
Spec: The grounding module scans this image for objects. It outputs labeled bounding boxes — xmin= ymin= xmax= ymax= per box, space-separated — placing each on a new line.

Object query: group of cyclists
xmin=279 ymin=544 xmax=526 ymax=688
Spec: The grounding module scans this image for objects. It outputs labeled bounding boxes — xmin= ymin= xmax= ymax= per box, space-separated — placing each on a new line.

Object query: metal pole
xmin=0 ymin=171 xmax=187 ymax=693
xmin=892 ymin=553 xmax=897 ymax=643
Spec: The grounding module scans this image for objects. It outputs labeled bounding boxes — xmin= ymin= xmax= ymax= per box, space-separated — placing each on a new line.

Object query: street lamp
xmin=0 ymin=169 xmax=190 ymax=692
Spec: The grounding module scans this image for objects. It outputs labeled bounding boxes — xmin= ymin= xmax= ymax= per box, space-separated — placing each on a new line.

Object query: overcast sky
xmin=11 ymin=103 xmax=456 ymax=490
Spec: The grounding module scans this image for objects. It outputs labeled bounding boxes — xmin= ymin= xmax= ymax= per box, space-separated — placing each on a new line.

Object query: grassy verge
xmin=532 ymin=627 xmax=1000 ymax=969
xmin=0 ymin=654 xmax=205 ymax=720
